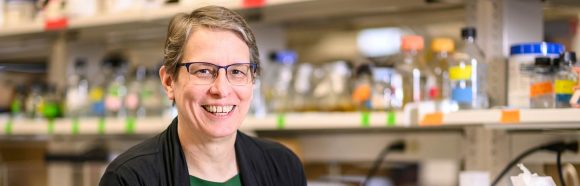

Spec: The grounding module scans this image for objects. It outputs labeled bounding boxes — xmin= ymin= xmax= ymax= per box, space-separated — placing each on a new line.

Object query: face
xmin=160 ymin=27 xmax=253 ymax=139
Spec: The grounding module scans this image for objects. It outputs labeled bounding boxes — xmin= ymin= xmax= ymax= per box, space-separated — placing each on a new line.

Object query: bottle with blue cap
xmin=508 ymin=42 xmax=564 ymax=108
xmin=263 ymin=50 xmax=297 ymax=113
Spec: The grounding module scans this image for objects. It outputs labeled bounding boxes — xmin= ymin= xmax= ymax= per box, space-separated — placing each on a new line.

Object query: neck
xmin=177 ymin=117 xmax=238 ymax=182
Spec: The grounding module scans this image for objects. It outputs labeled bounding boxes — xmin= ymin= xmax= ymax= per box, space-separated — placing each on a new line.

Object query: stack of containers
xmin=508 ymin=42 xmax=564 ymax=108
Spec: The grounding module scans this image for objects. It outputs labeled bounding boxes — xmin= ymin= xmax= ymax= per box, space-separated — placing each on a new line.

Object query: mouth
xmin=202 ymin=105 xmax=236 ymax=116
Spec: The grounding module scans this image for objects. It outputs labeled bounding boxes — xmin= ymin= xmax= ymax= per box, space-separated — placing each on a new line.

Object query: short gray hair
xmin=162 ymin=6 xmax=260 ymax=80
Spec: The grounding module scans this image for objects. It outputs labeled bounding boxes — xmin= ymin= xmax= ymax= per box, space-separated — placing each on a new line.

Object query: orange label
xmin=530 ymin=81 xmax=553 ymax=97
xmin=420 ymin=112 xmax=443 ymax=126
xmin=352 ymin=84 xmax=371 ymax=103
xmin=501 ymin=110 xmax=520 ymax=124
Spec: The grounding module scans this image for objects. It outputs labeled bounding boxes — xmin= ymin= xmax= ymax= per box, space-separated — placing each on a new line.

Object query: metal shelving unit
xmin=0 ymin=0 xmax=579 ymax=185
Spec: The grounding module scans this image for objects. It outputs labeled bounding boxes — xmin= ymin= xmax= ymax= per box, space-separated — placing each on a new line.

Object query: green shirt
xmin=189 ymin=175 xmax=241 ymax=186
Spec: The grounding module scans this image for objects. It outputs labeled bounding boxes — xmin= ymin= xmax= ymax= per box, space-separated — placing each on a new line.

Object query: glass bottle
xmin=11 ymin=84 xmax=27 ymax=119
xmin=554 ymin=52 xmax=578 ymax=108
xmin=449 ymin=27 xmax=489 ymax=109
xmin=65 ymin=59 xmax=89 ymax=118
xmin=429 ymin=38 xmax=454 ymax=101
xmin=125 ymin=66 xmax=145 ymax=118
xmin=352 ymin=64 xmax=373 ymax=110
xmin=395 ymin=35 xmax=429 ymax=105
xmin=530 ymin=57 xmax=555 ymax=108
xmin=313 ymin=61 xmax=352 ymax=111
xmin=42 ymin=84 xmax=62 ymax=119
xmin=292 ymin=63 xmax=314 ymax=112
xmin=264 ymin=51 xmax=296 ymax=113
xmin=25 ymin=83 xmax=44 ymax=119
xmin=103 ymin=54 xmax=128 ymax=118
xmin=89 ymin=68 xmax=106 ymax=117
xmin=371 ymin=66 xmax=400 ymax=110
xmin=140 ymin=67 xmax=164 ymax=117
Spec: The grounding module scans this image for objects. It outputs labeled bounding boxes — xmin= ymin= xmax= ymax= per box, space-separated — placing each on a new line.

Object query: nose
xmin=209 ymin=69 xmax=232 ymax=97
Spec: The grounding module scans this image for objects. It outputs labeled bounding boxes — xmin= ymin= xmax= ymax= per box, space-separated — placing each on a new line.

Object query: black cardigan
xmin=99 ymin=117 xmax=307 ymax=186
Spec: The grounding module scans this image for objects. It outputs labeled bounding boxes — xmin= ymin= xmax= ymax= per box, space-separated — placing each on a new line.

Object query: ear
xmin=159 ymin=66 xmax=175 ymax=101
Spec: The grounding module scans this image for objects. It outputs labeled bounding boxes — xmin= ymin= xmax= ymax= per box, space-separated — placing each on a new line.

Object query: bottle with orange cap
xmin=395 ymin=35 xmax=431 ymax=105
xmin=429 ymin=38 xmax=455 ymax=101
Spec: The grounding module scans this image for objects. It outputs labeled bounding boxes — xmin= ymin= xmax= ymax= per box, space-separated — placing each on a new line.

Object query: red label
xmin=44 ymin=18 xmax=68 ymax=31
xmin=243 ymin=0 xmax=266 ymax=8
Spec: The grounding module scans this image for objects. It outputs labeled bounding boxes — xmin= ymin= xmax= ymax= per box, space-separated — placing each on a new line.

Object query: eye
xmin=194 ymin=69 xmax=212 ymax=75
xmin=231 ymin=69 xmax=245 ymax=75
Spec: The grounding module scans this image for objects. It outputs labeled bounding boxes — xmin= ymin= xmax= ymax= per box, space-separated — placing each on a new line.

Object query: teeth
xmin=203 ymin=105 xmax=234 ymax=113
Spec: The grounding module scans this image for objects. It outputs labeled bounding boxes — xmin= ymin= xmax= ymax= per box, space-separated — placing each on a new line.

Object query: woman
xmin=100 ymin=6 xmax=306 ymax=186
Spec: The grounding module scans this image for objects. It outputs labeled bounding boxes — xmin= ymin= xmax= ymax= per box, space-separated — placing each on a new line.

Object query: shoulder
xmin=236 ymin=132 xmax=302 ymax=165
xmin=237 ymin=132 xmax=293 ymax=153
xmin=100 ymin=135 xmax=162 ymax=184
xmin=236 ymin=132 xmax=307 ymax=185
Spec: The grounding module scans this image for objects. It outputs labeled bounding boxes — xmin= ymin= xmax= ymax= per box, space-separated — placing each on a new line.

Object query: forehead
xmin=182 ymin=27 xmax=250 ymax=63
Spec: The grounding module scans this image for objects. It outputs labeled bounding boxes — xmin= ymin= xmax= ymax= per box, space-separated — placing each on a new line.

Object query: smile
xmin=202 ymin=105 xmax=236 ymax=115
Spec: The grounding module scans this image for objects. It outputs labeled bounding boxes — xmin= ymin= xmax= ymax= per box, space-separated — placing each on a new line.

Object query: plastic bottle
xmin=65 ymin=59 xmax=89 ymax=118
xmin=449 ymin=27 xmax=488 ymax=109
xmin=395 ymin=35 xmax=429 ymax=105
xmin=554 ymin=52 xmax=578 ymax=108
xmin=530 ymin=57 xmax=555 ymax=108
xmin=429 ymin=38 xmax=454 ymax=101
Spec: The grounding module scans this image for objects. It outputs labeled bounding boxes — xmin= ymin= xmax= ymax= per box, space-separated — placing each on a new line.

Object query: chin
xmin=204 ymin=125 xmax=239 ymax=138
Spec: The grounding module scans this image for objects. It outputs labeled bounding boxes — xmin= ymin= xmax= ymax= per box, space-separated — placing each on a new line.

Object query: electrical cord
xmin=361 ymin=140 xmax=405 ymax=186
xmin=491 ymin=141 xmax=578 ymax=186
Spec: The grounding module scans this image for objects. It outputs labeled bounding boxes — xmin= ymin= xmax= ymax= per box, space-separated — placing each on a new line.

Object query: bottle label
xmin=530 ymin=81 xmax=553 ymax=97
xmin=556 ymin=94 xmax=572 ymax=103
xmin=89 ymin=87 xmax=104 ymax=102
xmin=451 ymin=87 xmax=472 ymax=103
xmin=554 ymin=80 xmax=576 ymax=94
xmin=449 ymin=65 xmax=472 ymax=80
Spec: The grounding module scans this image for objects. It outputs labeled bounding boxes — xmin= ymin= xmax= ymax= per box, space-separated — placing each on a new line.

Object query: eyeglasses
xmin=178 ymin=62 xmax=257 ymax=85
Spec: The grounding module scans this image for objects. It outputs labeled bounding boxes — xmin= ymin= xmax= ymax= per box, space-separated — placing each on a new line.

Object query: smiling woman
xmin=99 ymin=6 xmax=306 ymax=186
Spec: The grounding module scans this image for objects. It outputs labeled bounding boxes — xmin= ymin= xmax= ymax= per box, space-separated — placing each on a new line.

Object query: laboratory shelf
xmin=0 ymin=109 xmax=578 ymax=136
xmin=0 ymin=0 xmax=310 ymax=37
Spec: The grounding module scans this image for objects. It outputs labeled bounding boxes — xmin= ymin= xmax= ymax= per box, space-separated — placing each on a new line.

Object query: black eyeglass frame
xmin=177 ymin=62 xmax=258 ymax=85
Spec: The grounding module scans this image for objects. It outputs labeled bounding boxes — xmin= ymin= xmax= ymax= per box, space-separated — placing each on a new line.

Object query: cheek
xmin=236 ymin=86 xmax=254 ymax=102
xmin=175 ymin=83 xmax=207 ymax=104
